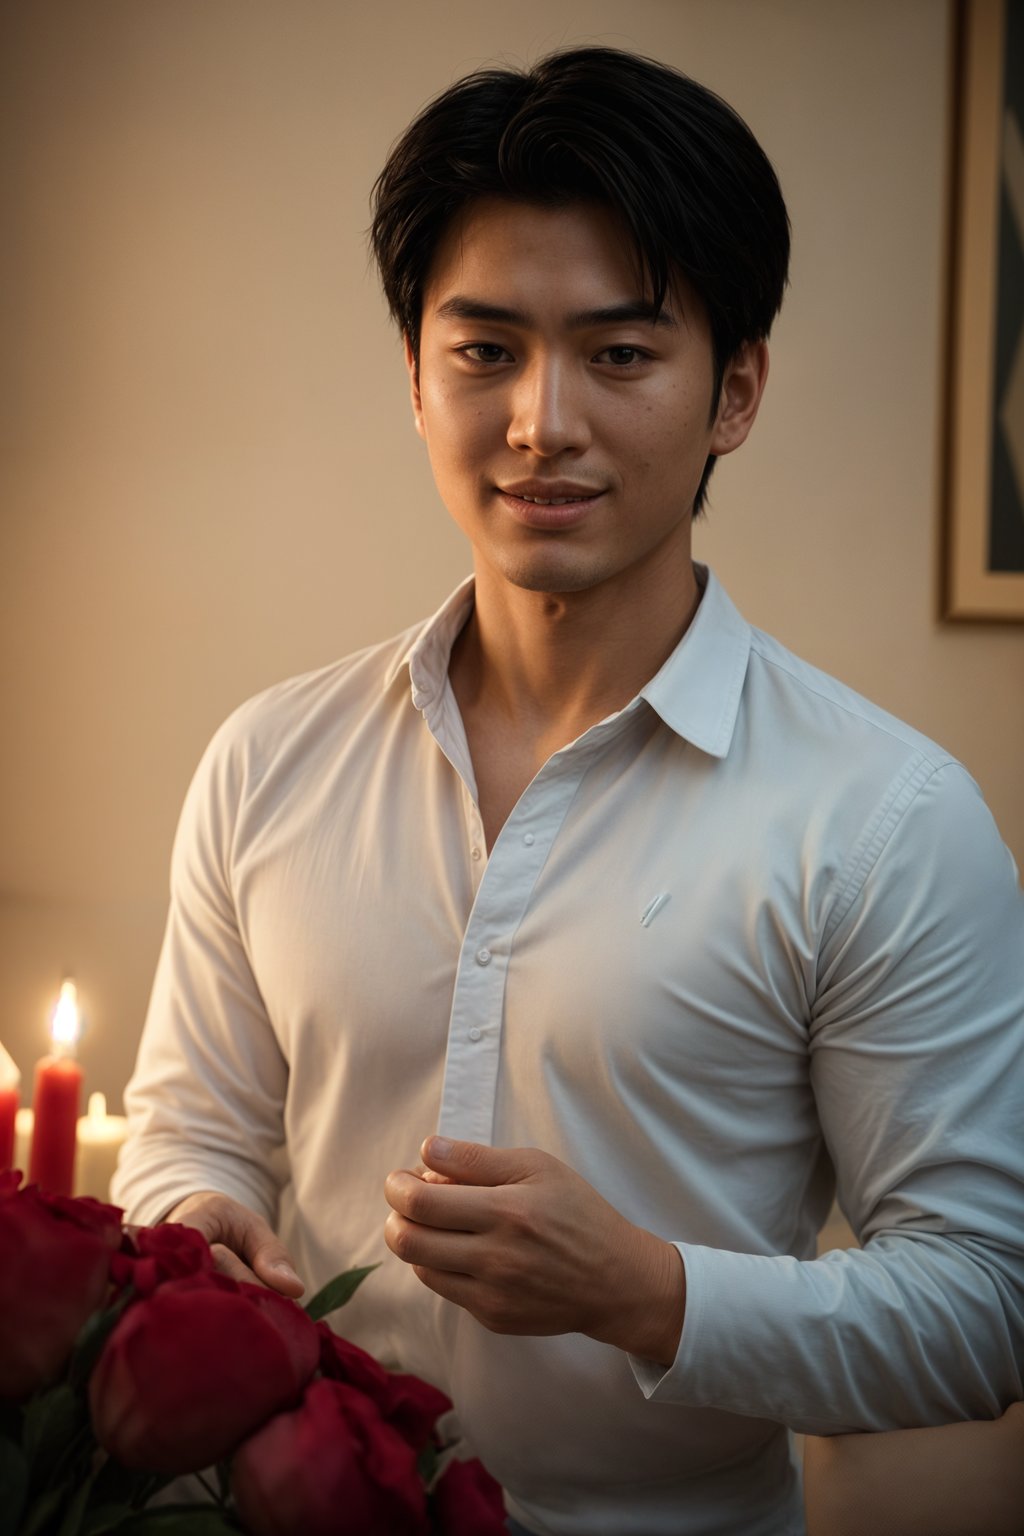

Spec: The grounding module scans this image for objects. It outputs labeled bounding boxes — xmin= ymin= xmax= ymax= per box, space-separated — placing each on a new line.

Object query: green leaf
xmin=16 ymin=1483 xmax=71 ymax=1536
xmin=70 ymin=1291 xmax=134 ymax=1391
xmin=86 ymin=1460 xmax=145 ymax=1513
xmin=0 ymin=1435 xmax=28 ymax=1536
xmin=125 ymin=1473 xmax=180 ymax=1512
xmin=80 ymin=1505 xmax=137 ymax=1536
xmin=55 ymin=1459 xmax=103 ymax=1536
xmin=417 ymin=1439 xmax=440 ymax=1488
xmin=80 ymin=1449 xmax=174 ymax=1523
xmin=303 ymin=1263 xmax=380 ymax=1322
xmin=113 ymin=1507 xmax=241 ymax=1534
xmin=80 ymin=1465 xmax=181 ymax=1529
xmin=21 ymin=1383 xmax=88 ymax=1479
xmin=85 ymin=1456 xmax=160 ymax=1516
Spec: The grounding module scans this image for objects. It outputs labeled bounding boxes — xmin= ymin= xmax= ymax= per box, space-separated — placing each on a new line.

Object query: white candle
xmin=14 ymin=1107 xmax=34 ymax=1179
xmin=74 ymin=1092 xmax=127 ymax=1203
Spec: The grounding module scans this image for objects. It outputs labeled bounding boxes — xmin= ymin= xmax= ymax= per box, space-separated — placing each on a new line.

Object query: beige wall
xmin=1 ymin=0 xmax=1021 ymax=1111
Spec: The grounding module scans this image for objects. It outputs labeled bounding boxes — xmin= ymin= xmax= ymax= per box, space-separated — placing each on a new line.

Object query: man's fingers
xmin=419 ymin=1136 xmax=543 ymax=1186
xmin=163 ymin=1191 xmax=304 ymax=1296
xmin=384 ymin=1168 xmax=491 ymax=1231
xmin=228 ymin=1207 xmax=305 ymax=1296
xmin=418 ymin=1167 xmax=457 ymax=1185
xmin=210 ymin=1242 xmax=263 ymax=1288
xmin=384 ymin=1209 xmax=480 ymax=1272
xmin=212 ymin=1238 xmax=304 ymax=1296
xmin=411 ymin=1265 xmax=477 ymax=1308
xmin=250 ymin=1243 xmax=305 ymax=1297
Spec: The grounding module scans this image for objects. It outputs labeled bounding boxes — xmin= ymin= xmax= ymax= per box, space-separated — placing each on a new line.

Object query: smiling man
xmin=113 ymin=47 xmax=1024 ymax=1536
xmin=406 ymin=195 xmax=765 ymax=855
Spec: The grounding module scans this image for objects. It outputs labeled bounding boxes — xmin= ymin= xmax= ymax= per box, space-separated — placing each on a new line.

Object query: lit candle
xmin=14 ymin=1108 xmax=33 ymax=1179
xmin=0 ymin=1042 xmax=20 ymax=1172
xmin=75 ymin=1092 xmax=127 ymax=1203
xmin=28 ymin=980 xmax=84 ymax=1196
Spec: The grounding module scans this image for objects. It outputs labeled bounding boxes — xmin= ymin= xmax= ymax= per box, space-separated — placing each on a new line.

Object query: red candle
xmin=29 ymin=1056 xmax=82 ymax=1195
xmin=0 ymin=1041 xmax=21 ymax=1173
xmin=0 ymin=1085 xmax=18 ymax=1172
xmin=28 ymin=980 xmax=83 ymax=1196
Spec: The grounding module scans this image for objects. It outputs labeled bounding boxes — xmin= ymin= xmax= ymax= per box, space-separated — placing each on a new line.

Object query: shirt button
xmin=523 ymin=832 xmax=535 ymax=846
xmin=475 ymin=948 xmax=492 ymax=966
xmin=471 ymin=846 xmax=482 ymax=860
xmin=468 ymin=1026 xmax=482 ymax=1042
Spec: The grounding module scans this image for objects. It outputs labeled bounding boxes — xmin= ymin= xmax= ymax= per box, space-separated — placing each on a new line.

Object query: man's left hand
xmin=383 ymin=1137 xmax=685 ymax=1368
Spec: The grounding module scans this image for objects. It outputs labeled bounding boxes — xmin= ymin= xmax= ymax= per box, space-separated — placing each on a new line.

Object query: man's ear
xmin=709 ymin=340 xmax=770 ymax=457
xmin=403 ymin=333 xmax=426 ymax=441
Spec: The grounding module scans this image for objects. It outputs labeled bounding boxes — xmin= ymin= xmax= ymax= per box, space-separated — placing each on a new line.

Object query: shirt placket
xmin=437 ymin=759 xmax=585 ymax=1143
xmin=436 ymin=708 xmax=643 ymax=1145
xmin=463 ymin=784 xmax=487 ymax=893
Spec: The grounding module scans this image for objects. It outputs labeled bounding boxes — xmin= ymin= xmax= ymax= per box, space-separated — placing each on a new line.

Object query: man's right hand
xmin=163 ymin=1190 xmax=305 ymax=1298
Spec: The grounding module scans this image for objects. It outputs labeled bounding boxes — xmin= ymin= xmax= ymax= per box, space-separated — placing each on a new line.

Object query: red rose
xmin=232 ymin=1378 xmax=430 ymax=1536
xmin=432 ymin=1456 xmax=508 ymax=1536
xmin=109 ymin=1222 xmax=215 ymax=1296
xmin=89 ymin=1271 xmax=319 ymax=1471
xmin=317 ymin=1324 xmax=451 ymax=1450
xmin=0 ymin=1175 xmax=123 ymax=1398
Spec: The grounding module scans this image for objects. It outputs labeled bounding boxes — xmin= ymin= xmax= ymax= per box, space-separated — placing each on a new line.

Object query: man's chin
xmin=486 ymin=551 xmax=608 ymax=598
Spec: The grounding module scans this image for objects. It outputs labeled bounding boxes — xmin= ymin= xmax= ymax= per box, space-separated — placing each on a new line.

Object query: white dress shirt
xmin=114 ymin=567 xmax=1024 ymax=1536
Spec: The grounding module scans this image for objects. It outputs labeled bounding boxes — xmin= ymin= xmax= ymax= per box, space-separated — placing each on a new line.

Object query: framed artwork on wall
xmin=942 ymin=0 xmax=1024 ymax=620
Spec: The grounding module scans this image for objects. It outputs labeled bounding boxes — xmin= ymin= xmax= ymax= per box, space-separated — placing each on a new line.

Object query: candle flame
xmin=88 ymin=1091 xmax=107 ymax=1122
xmin=50 ymin=980 xmax=81 ymax=1053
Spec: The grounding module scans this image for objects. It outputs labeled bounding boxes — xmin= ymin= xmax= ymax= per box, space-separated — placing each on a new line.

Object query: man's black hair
xmin=370 ymin=45 xmax=790 ymax=515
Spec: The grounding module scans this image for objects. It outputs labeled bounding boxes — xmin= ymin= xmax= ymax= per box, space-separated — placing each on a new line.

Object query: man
xmin=113 ymin=47 xmax=1024 ymax=1536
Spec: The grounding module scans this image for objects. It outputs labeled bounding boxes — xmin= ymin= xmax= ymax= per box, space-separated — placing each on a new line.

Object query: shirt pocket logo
xmin=640 ymin=892 xmax=671 ymax=928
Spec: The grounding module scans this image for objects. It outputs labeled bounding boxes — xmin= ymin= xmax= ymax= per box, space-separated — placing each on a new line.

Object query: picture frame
xmin=942 ymin=0 xmax=1024 ymax=621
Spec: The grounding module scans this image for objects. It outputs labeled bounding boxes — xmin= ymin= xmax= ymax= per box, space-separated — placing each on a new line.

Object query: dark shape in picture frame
xmin=942 ymin=0 xmax=1024 ymax=621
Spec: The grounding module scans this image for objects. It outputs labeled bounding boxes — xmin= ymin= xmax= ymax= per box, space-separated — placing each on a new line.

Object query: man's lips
xmin=496 ymin=482 xmax=605 ymax=529
xmin=499 ymin=481 xmax=605 ymax=503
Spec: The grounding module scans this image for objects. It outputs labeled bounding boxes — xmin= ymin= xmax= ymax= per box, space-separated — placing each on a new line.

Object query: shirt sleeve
xmin=111 ymin=708 xmax=289 ymax=1227
xmin=631 ymin=761 xmax=1024 ymax=1433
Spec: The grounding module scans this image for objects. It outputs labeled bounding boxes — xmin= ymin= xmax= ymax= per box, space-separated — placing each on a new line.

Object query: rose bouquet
xmin=0 ymin=1171 xmax=507 ymax=1535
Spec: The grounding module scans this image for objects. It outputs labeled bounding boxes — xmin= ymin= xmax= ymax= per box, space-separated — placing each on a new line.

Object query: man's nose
xmin=506 ymin=357 xmax=591 ymax=457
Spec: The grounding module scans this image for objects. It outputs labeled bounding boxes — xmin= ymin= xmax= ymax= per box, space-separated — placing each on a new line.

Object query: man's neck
xmin=449 ymin=554 xmax=702 ymax=745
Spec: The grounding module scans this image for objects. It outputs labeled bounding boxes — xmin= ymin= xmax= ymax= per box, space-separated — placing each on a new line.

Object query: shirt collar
xmin=638 ymin=565 xmax=752 ymax=759
xmin=386 ymin=565 xmax=751 ymax=760
xmin=383 ymin=575 xmax=475 ymax=705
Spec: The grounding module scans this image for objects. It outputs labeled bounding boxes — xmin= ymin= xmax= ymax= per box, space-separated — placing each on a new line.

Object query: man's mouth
xmin=500 ymin=483 xmax=605 ymax=504
xmin=496 ymin=483 xmax=605 ymax=529
xmin=516 ymin=494 xmax=589 ymax=506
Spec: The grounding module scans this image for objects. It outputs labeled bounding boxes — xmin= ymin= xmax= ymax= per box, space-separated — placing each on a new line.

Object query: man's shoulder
xmin=246 ymin=622 xmax=421 ymax=721
xmin=745 ymin=624 xmax=957 ymax=776
xmin=198 ymin=617 xmax=427 ymax=779
xmin=737 ymin=629 xmax=1010 ymax=942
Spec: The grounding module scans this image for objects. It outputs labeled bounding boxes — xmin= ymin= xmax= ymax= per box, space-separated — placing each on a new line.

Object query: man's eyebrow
xmin=568 ymin=301 xmax=678 ymax=329
xmin=433 ymin=296 xmax=677 ymax=329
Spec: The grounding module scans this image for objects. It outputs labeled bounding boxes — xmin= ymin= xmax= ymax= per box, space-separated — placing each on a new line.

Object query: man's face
xmin=407 ymin=198 xmax=765 ymax=599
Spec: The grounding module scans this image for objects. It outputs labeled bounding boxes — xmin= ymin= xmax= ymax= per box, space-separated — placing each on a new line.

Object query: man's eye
xmin=459 ymin=344 xmax=510 ymax=365
xmin=598 ymin=346 xmax=647 ymax=366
